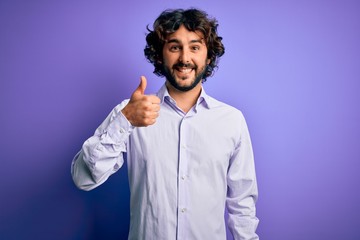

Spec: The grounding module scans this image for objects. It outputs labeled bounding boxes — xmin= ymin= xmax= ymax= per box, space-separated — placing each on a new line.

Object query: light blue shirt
xmin=72 ymin=84 xmax=259 ymax=240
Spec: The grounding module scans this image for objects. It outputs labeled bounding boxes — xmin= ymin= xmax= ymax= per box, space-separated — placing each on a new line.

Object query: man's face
xmin=162 ymin=25 xmax=210 ymax=92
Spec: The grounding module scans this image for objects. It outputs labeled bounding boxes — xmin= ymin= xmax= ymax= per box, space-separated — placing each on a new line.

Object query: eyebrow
xmin=166 ymin=38 xmax=205 ymax=44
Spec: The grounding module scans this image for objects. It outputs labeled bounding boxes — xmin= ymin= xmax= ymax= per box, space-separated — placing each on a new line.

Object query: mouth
xmin=176 ymin=67 xmax=193 ymax=74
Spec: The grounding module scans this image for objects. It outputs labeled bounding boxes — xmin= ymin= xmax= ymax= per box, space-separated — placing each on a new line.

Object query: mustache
xmin=173 ymin=62 xmax=196 ymax=69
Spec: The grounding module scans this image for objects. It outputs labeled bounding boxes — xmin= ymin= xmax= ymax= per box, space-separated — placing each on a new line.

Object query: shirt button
xmin=119 ymin=128 xmax=125 ymax=133
xmin=181 ymin=175 xmax=186 ymax=180
xmin=181 ymin=208 xmax=187 ymax=213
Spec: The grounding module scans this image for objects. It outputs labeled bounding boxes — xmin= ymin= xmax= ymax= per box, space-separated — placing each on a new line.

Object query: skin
xmin=162 ymin=25 xmax=210 ymax=112
xmin=122 ymin=25 xmax=210 ymax=126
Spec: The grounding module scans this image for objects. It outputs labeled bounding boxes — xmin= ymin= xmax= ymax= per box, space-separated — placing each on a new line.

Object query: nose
xmin=179 ymin=48 xmax=190 ymax=63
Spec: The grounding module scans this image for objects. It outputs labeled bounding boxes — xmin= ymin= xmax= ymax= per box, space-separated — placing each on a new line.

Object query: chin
xmin=177 ymin=80 xmax=196 ymax=87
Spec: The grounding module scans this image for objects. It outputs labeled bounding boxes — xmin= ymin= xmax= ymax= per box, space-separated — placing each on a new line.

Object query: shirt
xmin=71 ymin=84 xmax=259 ymax=240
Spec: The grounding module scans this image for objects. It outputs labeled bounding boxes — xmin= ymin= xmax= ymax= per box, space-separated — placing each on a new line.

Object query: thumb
xmin=134 ymin=76 xmax=147 ymax=96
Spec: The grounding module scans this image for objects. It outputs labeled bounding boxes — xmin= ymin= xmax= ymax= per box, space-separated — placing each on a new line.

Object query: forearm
xmin=71 ymin=136 xmax=125 ymax=191
xmin=226 ymin=155 xmax=259 ymax=239
xmin=71 ymin=101 xmax=132 ymax=191
xmin=226 ymin=184 xmax=259 ymax=240
xmin=71 ymin=150 xmax=105 ymax=191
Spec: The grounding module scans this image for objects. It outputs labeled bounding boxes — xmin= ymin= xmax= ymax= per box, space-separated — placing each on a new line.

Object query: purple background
xmin=1 ymin=0 xmax=359 ymax=239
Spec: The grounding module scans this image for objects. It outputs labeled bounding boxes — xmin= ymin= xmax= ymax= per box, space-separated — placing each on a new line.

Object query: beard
xmin=163 ymin=62 xmax=207 ymax=92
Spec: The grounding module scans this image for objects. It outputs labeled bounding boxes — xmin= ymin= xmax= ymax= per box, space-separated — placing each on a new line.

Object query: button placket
xmin=177 ymin=117 xmax=190 ymax=239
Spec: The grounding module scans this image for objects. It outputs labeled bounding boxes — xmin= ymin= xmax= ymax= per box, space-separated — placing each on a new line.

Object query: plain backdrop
xmin=1 ymin=0 xmax=359 ymax=239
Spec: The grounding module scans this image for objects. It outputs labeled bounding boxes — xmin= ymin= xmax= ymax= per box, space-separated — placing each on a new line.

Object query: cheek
xmin=163 ymin=59 xmax=172 ymax=68
xmin=198 ymin=52 xmax=209 ymax=64
xmin=164 ymin=57 xmax=177 ymax=67
xmin=162 ymin=53 xmax=176 ymax=66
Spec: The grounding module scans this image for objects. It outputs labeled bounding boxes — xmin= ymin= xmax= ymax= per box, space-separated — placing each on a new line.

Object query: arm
xmin=71 ymin=100 xmax=132 ymax=191
xmin=226 ymin=117 xmax=259 ymax=240
xmin=71 ymin=76 xmax=160 ymax=191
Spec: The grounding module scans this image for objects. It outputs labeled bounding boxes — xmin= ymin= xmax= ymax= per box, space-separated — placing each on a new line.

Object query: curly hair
xmin=144 ymin=8 xmax=225 ymax=81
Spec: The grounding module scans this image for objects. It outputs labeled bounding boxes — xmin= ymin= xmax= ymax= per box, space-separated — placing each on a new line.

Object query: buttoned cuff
xmin=105 ymin=110 xmax=134 ymax=144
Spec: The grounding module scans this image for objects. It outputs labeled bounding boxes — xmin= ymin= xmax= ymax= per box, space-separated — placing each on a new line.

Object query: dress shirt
xmin=71 ymin=84 xmax=259 ymax=240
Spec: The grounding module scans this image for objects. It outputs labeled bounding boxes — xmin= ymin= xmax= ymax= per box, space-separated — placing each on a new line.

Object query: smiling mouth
xmin=176 ymin=67 xmax=193 ymax=74
xmin=174 ymin=62 xmax=196 ymax=75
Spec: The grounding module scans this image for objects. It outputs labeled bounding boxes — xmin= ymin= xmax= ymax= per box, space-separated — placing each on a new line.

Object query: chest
xmin=128 ymin=107 xmax=239 ymax=174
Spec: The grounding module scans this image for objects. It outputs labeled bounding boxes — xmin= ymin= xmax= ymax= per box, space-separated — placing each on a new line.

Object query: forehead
xmin=165 ymin=25 xmax=205 ymax=44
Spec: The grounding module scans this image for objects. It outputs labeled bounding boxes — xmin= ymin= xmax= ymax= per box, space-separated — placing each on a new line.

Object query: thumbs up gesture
xmin=121 ymin=76 xmax=161 ymax=127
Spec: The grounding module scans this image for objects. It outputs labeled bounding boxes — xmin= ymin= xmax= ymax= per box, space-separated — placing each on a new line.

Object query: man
xmin=72 ymin=8 xmax=259 ymax=240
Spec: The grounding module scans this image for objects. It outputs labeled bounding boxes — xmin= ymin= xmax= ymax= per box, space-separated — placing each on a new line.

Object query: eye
xmin=191 ymin=45 xmax=200 ymax=51
xmin=169 ymin=45 xmax=180 ymax=52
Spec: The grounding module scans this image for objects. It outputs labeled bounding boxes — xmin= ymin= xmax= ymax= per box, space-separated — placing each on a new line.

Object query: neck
xmin=166 ymin=81 xmax=202 ymax=113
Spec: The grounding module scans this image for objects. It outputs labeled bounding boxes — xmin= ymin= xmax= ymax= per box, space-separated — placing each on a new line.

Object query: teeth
xmin=178 ymin=68 xmax=192 ymax=73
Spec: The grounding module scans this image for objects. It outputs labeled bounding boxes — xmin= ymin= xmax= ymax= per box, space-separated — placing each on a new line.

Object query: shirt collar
xmin=156 ymin=83 xmax=219 ymax=110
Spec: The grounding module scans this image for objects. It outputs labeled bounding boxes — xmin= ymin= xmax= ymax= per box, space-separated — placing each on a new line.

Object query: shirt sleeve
xmin=226 ymin=115 xmax=259 ymax=240
xmin=71 ymin=99 xmax=133 ymax=191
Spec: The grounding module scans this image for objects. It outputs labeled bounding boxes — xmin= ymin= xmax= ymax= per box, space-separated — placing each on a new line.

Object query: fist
xmin=121 ymin=76 xmax=161 ymax=127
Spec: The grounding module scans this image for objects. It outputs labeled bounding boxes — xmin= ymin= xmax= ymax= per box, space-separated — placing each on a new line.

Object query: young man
xmin=72 ymin=8 xmax=259 ymax=240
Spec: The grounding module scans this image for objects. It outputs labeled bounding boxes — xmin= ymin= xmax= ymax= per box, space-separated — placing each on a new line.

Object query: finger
xmin=133 ymin=76 xmax=147 ymax=96
xmin=147 ymin=95 xmax=161 ymax=104
xmin=142 ymin=95 xmax=161 ymax=104
xmin=152 ymin=104 xmax=161 ymax=112
xmin=138 ymin=76 xmax=147 ymax=95
xmin=145 ymin=111 xmax=159 ymax=119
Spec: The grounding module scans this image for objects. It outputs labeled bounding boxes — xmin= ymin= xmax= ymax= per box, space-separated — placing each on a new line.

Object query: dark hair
xmin=144 ymin=8 xmax=225 ymax=81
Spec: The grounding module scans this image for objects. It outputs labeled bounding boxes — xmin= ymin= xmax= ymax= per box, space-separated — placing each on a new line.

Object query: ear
xmin=206 ymin=58 xmax=211 ymax=65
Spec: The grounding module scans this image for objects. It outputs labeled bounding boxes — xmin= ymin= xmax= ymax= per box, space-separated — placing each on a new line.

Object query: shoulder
xmin=205 ymin=96 xmax=251 ymax=146
xmin=207 ymin=95 xmax=246 ymax=122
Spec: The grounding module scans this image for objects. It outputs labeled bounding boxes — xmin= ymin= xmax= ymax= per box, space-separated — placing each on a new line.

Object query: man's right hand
xmin=121 ymin=76 xmax=161 ymax=127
